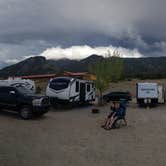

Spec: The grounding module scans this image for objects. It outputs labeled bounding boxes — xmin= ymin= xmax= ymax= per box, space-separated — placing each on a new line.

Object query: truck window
xmin=0 ymin=87 xmax=15 ymax=94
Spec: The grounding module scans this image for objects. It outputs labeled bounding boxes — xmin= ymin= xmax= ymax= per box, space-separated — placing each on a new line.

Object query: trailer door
xmin=80 ymin=83 xmax=86 ymax=102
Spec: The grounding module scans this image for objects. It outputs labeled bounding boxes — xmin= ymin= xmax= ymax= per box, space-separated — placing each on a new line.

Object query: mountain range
xmin=0 ymin=55 xmax=166 ymax=79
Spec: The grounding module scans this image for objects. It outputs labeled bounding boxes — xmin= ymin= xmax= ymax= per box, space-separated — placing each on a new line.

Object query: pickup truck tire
xmin=19 ymin=107 xmax=33 ymax=120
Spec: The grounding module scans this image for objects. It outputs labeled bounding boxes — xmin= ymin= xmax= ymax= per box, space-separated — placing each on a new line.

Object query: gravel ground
xmin=0 ymin=102 xmax=166 ymax=166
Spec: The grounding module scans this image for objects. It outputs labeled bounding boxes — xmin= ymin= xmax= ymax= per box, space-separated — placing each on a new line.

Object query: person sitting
xmin=102 ymin=100 xmax=127 ymax=130
xmin=117 ymin=99 xmax=127 ymax=126
xmin=109 ymin=101 xmax=128 ymax=129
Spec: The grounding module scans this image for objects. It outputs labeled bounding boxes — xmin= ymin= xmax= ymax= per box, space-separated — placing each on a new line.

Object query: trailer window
xmin=0 ymin=87 xmax=13 ymax=94
xmin=75 ymin=81 xmax=79 ymax=92
xmin=87 ymin=84 xmax=91 ymax=92
xmin=49 ymin=78 xmax=70 ymax=90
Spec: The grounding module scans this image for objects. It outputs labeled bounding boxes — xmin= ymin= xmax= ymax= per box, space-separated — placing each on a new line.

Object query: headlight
xmin=32 ymin=98 xmax=43 ymax=106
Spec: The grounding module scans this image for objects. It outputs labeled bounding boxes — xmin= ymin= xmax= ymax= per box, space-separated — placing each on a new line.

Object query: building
xmin=63 ymin=72 xmax=96 ymax=81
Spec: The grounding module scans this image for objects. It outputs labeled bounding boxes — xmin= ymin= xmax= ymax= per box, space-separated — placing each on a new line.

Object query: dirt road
xmin=0 ymin=103 xmax=166 ymax=166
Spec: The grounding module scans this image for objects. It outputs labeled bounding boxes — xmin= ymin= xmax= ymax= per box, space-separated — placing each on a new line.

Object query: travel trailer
xmin=46 ymin=77 xmax=95 ymax=104
xmin=136 ymin=83 xmax=165 ymax=106
xmin=0 ymin=77 xmax=35 ymax=93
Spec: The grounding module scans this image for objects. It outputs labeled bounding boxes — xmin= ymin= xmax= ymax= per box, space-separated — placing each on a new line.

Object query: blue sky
xmin=0 ymin=0 xmax=166 ymax=68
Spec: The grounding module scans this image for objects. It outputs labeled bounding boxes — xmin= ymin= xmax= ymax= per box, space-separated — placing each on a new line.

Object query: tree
xmin=90 ymin=50 xmax=124 ymax=105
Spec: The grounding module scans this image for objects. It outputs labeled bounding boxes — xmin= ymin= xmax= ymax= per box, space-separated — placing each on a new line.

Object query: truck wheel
xmin=19 ymin=107 xmax=33 ymax=120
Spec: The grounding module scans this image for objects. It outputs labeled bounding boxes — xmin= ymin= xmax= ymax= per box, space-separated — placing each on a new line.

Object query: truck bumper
xmin=33 ymin=106 xmax=50 ymax=114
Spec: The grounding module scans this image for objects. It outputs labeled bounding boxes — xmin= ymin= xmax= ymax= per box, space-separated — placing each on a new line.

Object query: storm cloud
xmin=0 ymin=0 xmax=166 ymax=67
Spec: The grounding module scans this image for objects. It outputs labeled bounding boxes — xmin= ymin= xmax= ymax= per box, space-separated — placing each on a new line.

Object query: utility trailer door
xmin=158 ymin=85 xmax=165 ymax=104
xmin=137 ymin=83 xmax=158 ymax=99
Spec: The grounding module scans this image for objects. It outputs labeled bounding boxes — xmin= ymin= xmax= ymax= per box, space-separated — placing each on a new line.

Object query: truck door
xmin=0 ymin=87 xmax=18 ymax=108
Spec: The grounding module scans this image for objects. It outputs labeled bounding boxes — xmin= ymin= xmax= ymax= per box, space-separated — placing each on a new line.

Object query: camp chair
xmin=112 ymin=99 xmax=127 ymax=128
xmin=113 ymin=116 xmax=127 ymax=128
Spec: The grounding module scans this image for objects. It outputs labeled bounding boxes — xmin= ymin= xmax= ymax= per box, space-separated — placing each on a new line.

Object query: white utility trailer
xmin=136 ymin=82 xmax=165 ymax=106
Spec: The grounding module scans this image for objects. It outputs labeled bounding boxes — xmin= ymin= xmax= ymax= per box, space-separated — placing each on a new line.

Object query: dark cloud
xmin=0 ymin=0 xmax=166 ymax=68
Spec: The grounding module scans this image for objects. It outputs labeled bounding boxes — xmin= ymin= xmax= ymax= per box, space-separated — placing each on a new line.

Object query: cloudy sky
xmin=0 ymin=0 xmax=166 ymax=68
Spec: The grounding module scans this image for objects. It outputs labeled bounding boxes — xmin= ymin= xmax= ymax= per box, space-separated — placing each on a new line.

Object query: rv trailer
xmin=46 ymin=77 xmax=95 ymax=104
xmin=0 ymin=77 xmax=35 ymax=93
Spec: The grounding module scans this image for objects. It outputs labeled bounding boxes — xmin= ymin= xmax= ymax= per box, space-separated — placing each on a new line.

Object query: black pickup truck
xmin=0 ymin=86 xmax=50 ymax=119
xmin=103 ymin=91 xmax=132 ymax=102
